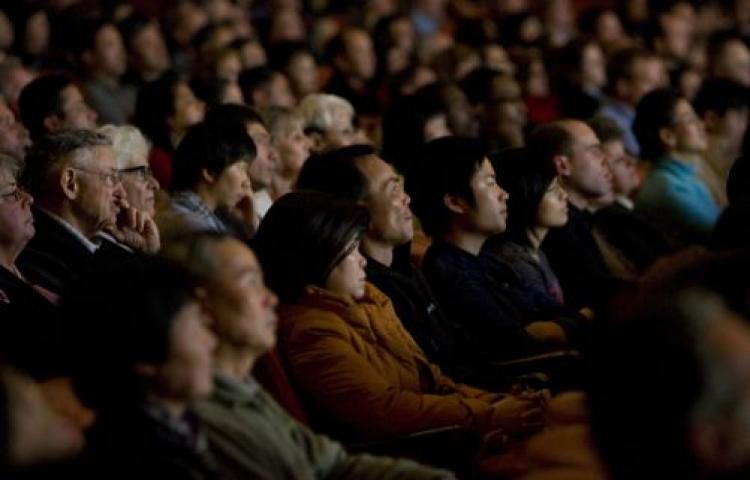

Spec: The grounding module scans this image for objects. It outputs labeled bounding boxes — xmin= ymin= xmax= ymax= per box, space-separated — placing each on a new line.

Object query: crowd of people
xmin=2 ymin=0 xmax=750 ymax=478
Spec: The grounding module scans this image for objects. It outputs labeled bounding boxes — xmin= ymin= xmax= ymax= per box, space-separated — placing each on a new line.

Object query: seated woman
xmin=134 ymin=72 xmax=205 ymax=189
xmin=156 ymin=121 xmax=256 ymax=242
xmin=164 ymin=233 xmax=453 ymax=479
xmin=0 ymin=153 xmax=66 ymax=379
xmin=254 ymin=191 xmax=548 ymax=442
xmin=483 ymin=148 xmax=569 ymax=316
xmin=63 ymin=256 xmax=225 ymax=479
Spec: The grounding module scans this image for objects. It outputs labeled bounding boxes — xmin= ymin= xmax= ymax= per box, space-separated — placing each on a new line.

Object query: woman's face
xmin=581 ymin=43 xmax=606 ymax=89
xmin=211 ymin=160 xmax=252 ymax=210
xmin=536 ymin=177 xmax=568 ymax=228
xmin=325 ymin=240 xmax=367 ymax=300
xmin=150 ymin=300 xmax=217 ymax=402
xmin=168 ymin=83 xmax=205 ymax=136
xmin=0 ymin=168 xmax=34 ymax=251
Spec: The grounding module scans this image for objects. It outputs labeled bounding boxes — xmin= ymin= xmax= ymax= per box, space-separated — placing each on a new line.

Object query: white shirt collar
xmin=38 ymin=207 xmax=100 ymax=253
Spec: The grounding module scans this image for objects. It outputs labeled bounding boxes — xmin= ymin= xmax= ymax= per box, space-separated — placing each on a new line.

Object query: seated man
xmin=204 ymin=104 xmax=279 ymax=219
xmin=156 ymin=121 xmax=255 ymax=242
xmin=163 ymin=233 xmax=454 ymax=479
xmin=18 ymin=74 xmax=98 ymax=143
xmin=409 ymin=136 xmax=567 ymax=363
xmin=296 ymin=93 xmax=360 ymax=155
xmin=296 ymin=145 xmax=464 ymax=375
xmin=18 ymin=130 xmax=150 ymax=291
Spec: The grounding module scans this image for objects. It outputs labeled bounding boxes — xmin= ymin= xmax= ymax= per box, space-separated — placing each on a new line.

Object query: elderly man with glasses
xmin=17 ymin=129 xmax=156 ymax=292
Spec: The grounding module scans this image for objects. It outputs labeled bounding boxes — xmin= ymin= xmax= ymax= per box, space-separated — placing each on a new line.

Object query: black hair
xmin=633 ymin=87 xmax=683 ymax=162
xmin=381 ymin=89 xmax=447 ymax=174
xmin=238 ymin=66 xmax=276 ymax=105
xmin=693 ymin=79 xmax=749 ymax=117
xmin=490 ymin=147 xmax=558 ymax=245
xmin=606 ymin=47 xmax=657 ymax=96
xmin=63 ymin=255 xmax=198 ymax=411
xmin=170 ymin=120 xmax=256 ymax=191
xmin=407 ymin=136 xmax=485 ymax=237
xmin=204 ymin=103 xmax=264 ymax=131
xmin=588 ymin=115 xmax=626 ymax=144
xmin=134 ymin=71 xmax=184 ymax=150
xmin=18 ymin=74 xmax=77 ymax=141
xmin=526 ymin=122 xmax=575 ymax=168
xmin=459 ymin=67 xmax=499 ymax=106
xmin=295 ymin=144 xmax=376 ymax=201
xmin=253 ymin=191 xmax=369 ymax=303
xmin=117 ymin=14 xmax=155 ymax=51
xmin=726 ymin=154 xmax=750 ymax=205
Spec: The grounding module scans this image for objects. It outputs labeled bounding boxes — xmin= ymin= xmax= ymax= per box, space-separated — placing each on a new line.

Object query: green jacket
xmin=193 ymin=374 xmax=454 ymax=479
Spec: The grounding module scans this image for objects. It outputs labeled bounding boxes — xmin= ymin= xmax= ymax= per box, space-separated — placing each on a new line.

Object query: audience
xmin=255 ymin=191 xmax=548 ymax=442
xmin=2 ymin=2 xmax=750 ymax=477
xmin=164 ymin=233 xmax=455 ymax=479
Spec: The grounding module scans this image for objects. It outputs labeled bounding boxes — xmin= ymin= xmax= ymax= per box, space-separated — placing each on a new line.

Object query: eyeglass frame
xmin=69 ymin=166 xmax=122 ymax=187
xmin=118 ymin=165 xmax=154 ymax=182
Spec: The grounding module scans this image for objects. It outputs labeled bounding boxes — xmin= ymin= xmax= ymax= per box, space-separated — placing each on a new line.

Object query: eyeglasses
xmin=0 ymin=186 xmax=24 ymax=203
xmin=71 ymin=166 xmax=121 ymax=187
xmin=119 ymin=165 xmax=153 ymax=182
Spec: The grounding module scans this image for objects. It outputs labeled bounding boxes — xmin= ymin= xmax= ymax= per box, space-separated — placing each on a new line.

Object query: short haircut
xmin=97 ymin=124 xmax=151 ymax=170
xmin=21 ymin=130 xmax=111 ymax=196
xmin=64 ymin=255 xmax=198 ymax=411
xmin=238 ymin=66 xmax=276 ymax=105
xmin=159 ymin=231 xmax=228 ymax=282
xmin=18 ymin=74 xmax=76 ymax=141
xmin=693 ymin=79 xmax=749 ymax=117
xmin=117 ymin=14 xmax=155 ymax=51
xmin=257 ymin=105 xmax=302 ymax=143
xmin=203 ymin=103 xmax=264 ymax=131
xmin=587 ymin=115 xmax=626 ymax=144
xmin=526 ymin=122 xmax=575 ymax=168
xmin=170 ymin=121 xmax=256 ymax=191
xmin=134 ymin=71 xmax=184 ymax=150
xmin=633 ymin=87 xmax=682 ymax=162
xmin=490 ymin=147 xmax=558 ymax=245
xmin=459 ymin=67 xmax=500 ymax=106
xmin=295 ymin=144 xmax=377 ymax=201
xmin=606 ymin=47 xmax=657 ymax=94
xmin=296 ymin=94 xmax=354 ymax=134
xmin=407 ymin=136 xmax=486 ymax=237
xmin=253 ymin=191 xmax=369 ymax=303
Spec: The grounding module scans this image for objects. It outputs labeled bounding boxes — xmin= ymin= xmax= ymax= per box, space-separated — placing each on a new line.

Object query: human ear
xmin=59 ymin=168 xmax=78 ymax=200
xmin=443 ymin=193 xmax=469 ymax=214
xmin=552 ymin=154 xmax=571 ymax=176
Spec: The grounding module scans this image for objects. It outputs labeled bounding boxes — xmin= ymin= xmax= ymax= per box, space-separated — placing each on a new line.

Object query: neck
xmin=564 ymin=189 xmax=590 ymax=212
xmin=441 ymin=226 xmax=486 ymax=256
xmin=169 ymin=129 xmax=185 ymax=150
xmin=92 ymin=71 xmax=118 ymax=86
xmin=669 ymin=150 xmax=703 ymax=165
xmin=193 ymin=184 xmax=218 ymax=211
xmin=526 ymin=226 xmax=548 ymax=251
xmin=361 ymin=236 xmax=394 ymax=266
xmin=270 ymin=175 xmax=294 ymax=201
xmin=213 ymin=343 xmax=258 ymax=380
xmin=0 ymin=246 xmax=20 ymax=273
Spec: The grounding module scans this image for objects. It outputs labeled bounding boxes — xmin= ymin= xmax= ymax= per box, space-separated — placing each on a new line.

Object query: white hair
xmin=97 ymin=124 xmax=151 ymax=170
xmin=295 ymin=94 xmax=354 ymax=132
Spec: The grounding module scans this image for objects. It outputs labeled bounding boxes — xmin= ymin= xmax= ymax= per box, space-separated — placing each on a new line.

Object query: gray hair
xmin=159 ymin=232 xmax=227 ymax=283
xmin=21 ymin=130 xmax=111 ymax=196
xmin=258 ymin=106 xmax=304 ymax=144
xmin=97 ymin=124 xmax=151 ymax=170
xmin=296 ymin=93 xmax=354 ymax=133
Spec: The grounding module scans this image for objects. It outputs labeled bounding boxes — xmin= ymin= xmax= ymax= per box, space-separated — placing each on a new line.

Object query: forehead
xmin=356 ymin=154 xmax=393 ymax=183
xmin=75 ymin=144 xmax=116 ymax=167
xmin=472 ymin=157 xmax=494 ymax=180
xmin=214 ymin=238 xmax=260 ymax=272
xmin=247 ymin=122 xmax=270 ymax=138
xmin=60 ymin=84 xmax=84 ymax=105
xmin=567 ymin=122 xmax=598 ymax=145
